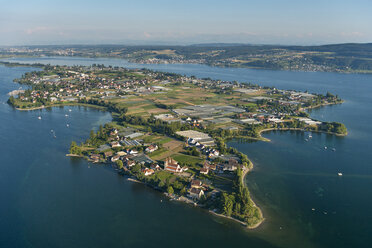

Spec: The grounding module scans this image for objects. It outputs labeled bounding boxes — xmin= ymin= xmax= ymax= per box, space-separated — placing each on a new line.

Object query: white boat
xmin=332 ymin=148 xmax=336 ymax=151
xmin=308 ymin=134 xmax=312 ymax=139
xmin=68 ymin=109 xmax=72 ymax=112
xmin=65 ymin=114 xmax=69 ymax=117
xmin=324 ymin=146 xmax=327 ymax=150
xmin=338 ymin=172 xmax=343 ymax=176
xmin=38 ymin=116 xmax=42 ymax=120
xmin=66 ymin=124 xmax=70 ymax=127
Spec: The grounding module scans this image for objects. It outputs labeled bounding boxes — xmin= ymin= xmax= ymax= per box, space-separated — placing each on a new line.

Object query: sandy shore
xmin=16 ymin=105 xmax=46 ymax=111
xmin=209 ymin=210 xmax=248 ymax=226
xmin=242 ymin=165 xmax=265 ymax=229
xmin=66 ymin=154 xmax=84 ymax=158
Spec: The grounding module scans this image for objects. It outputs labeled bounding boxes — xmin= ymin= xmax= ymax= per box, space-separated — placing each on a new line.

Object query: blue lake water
xmin=1 ymin=57 xmax=372 ymax=248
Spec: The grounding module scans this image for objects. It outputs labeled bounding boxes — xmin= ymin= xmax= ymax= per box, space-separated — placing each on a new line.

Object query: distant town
xmin=7 ymin=63 xmax=347 ymax=228
xmin=1 ymin=43 xmax=372 ymax=73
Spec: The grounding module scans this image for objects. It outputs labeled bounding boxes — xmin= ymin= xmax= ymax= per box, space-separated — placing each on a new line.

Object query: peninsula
xmin=7 ymin=63 xmax=347 ymax=228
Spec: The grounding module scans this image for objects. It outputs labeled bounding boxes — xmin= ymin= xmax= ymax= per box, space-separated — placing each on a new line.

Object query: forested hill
xmin=1 ymin=43 xmax=372 ymax=73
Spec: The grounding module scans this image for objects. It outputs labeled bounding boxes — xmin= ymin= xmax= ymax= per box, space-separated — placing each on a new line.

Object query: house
xmin=90 ymin=154 xmax=100 ymax=163
xmin=150 ymin=163 xmax=161 ymax=171
xmin=188 ymin=188 xmax=204 ymax=200
xmin=200 ymin=167 xmax=209 ymax=175
xmin=125 ymin=160 xmax=136 ymax=168
xmin=224 ymin=159 xmax=239 ymax=171
xmin=164 ymin=157 xmax=183 ymax=173
xmin=204 ymin=161 xmax=217 ymax=171
xmin=145 ymin=144 xmax=158 ymax=153
xmin=127 ymin=149 xmax=138 ymax=155
xmin=111 ymin=155 xmax=121 ymax=162
xmin=110 ymin=141 xmax=121 ymax=148
xmin=142 ymin=168 xmax=155 ymax=176
xmin=208 ymin=149 xmax=219 ymax=157
xmin=104 ymin=151 xmax=113 ymax=158
xmin=190 ymin=179 xmax=202 ymax=188
xmin=116 ymin=151 xmax=127 ymax=156
xmin=110 ymin=129 xmax=118 ymax=136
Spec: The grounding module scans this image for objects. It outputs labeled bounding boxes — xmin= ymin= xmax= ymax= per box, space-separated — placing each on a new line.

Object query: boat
xmin=65 ymin=114 xmax=69 ymax=117
xmin=332 ymin=148 xmax=336 ymax=151
xmin=68 ymin=109 xmax=72 ymax=112
xmin=338 ymin=172 xmax=343 ymax=176
xmin=38 ymin=116 xmax=42 ymax=120
xmin=324 ymin=146 xmax=327 ymax=150
xmin=308 ymin=134 xmax=312 ymax=139
xmin=66 ymin=124 xmax=70 ymax=127
xmin=305 ymin=138 xmax=308 ymax=142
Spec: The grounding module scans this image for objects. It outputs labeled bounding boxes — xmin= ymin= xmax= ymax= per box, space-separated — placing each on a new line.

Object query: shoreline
xmin=302 ymin=101 xmax=344 ymax=111
xmin=257 ymin=127 xmax=347 ymax=140
xmin=241 ymin=165 xmax=265 ymax=229
xmin=2 ymin=56 xmax=372 ymax=75
xmin=14 ymin=103 xmax=107 ymax=111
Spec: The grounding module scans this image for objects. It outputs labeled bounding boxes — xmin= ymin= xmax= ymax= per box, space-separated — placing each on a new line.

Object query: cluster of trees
xmin=69 ymin=141 xmax=83 ymax=155
xmin=154 ymin=103 xmax=175 ymax=110
xmin=7 ymin=96 xmax=16 ymax=106
xmin=285 ymin=119 xmax=306 ymax=129
xmin=78 ymin=98 xmax=128 ymax=115
xmin=214 ymin=137 xmax=249 ymax=167
xmin=85 ymin=125 xmax=108 ymax=147
xmin=183 ymin=146 xmax=200 ymax=156
xmin=117 ymin=114 xmax=195 ymax=138
xmin=7 ymin=95 xmax=46 ymax=108
xmin=208 ymin=125 xmax=262 ymax=139
xmin=219 ymin=168 xmax=261 ymax=225
xmin=303 ymin=92 xmax=342 ymax=108
xmin=321 ymin=122 xmax=347 ymax=135
xmin=125 ymin=165 xmax=189 ymax=196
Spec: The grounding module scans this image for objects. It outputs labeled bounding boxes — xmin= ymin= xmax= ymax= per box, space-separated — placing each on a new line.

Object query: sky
xmin=0 ymin=0 xmax=371 ymax=46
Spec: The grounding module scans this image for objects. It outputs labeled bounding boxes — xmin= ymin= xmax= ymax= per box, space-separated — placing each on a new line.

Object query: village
xmin=77 ymin=125 xmax=242 ymax=203
xmin=9 ymin=64 xmax=343 ymax=132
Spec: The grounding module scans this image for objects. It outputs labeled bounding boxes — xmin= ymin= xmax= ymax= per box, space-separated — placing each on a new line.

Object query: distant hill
xmin=2 ymin=43 xmax=372 ymax=73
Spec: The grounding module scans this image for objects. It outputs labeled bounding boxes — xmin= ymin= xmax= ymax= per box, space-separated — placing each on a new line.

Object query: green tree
xmin=69 ymin=141 xmax=81 ymax=155
xmin=116 ymin=160 xmax=123 ymax=169
xmin=180 ymin=186 xmax=187 ymax=196
xmin=7 ymin=96 xmax=16 ymax=106
xmin=99 ymin=125 xmax=104 ymax=137
xmin=167 ymin=186 xmax=174 ymax=195
xmin=90 ymin=130 xmax=96 ymax=140
xmin=221 ymin=193 xmax=234 ymax=217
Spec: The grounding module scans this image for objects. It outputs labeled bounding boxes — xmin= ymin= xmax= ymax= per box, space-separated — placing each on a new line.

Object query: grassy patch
xmin=171 ymin=153 xmax=203 ymax=165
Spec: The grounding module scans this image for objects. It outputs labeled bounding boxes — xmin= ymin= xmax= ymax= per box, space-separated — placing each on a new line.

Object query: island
xmin=7 ymin=63 xmax=347 ymax=228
